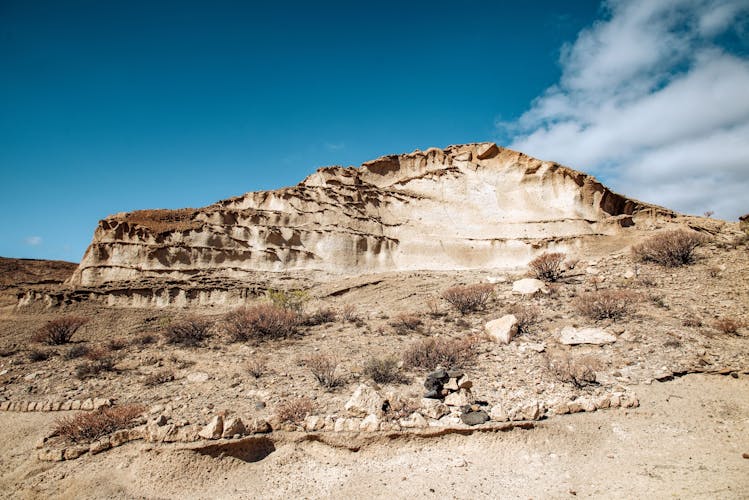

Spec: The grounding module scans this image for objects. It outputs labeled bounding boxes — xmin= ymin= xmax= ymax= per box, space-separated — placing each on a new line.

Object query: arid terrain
xmin=0 ymin=144 xmax=747 ymax=498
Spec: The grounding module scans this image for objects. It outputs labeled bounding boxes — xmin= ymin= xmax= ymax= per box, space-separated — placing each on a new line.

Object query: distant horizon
xmin=3 ymin=0 xmax=748 ymax=261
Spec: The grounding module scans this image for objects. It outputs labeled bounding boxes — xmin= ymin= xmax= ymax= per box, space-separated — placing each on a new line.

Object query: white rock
xmin=187 ymin=372 xmax=210 ymax=383
xmin=222 ymin=417 xmax=246 ymax=438
xmin=444 ymin=389 xmax=471 ymax=407
xmin=304 ymin=415 xmax=324 ymax=432
xmin=344 ymin=384 xmax=385 ymax=417
xmin=518 ymin=342 xmax=546 ymax=353
xmin=400 ymin=412 xmax=428 ymax=428
xmin=485 ymin=315 xmax=518 ymax=344
xmin=360 ymin=414 xmax=380 ymax=432
xmin=485 ymin=276 xmax=507 ymax=284
xmin=559 ymin=326 xmax=617 ymax=345
xmin=512 ymin=278 xmax=547 ymax=295
xmin=420 ymin=399 xmax=450 ymax=419
xmin=489 ymin=404 xmax=508 ymax=421
xmin=198 ymin=415 xmax=223 ymax=440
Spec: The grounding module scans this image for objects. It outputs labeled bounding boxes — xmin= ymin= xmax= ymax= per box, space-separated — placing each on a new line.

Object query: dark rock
xmin=460 ymin=410 xmax=489 ymax=426
xmin=424 ymin=377 xmax=443 ymax=391
xmin=255 ymin=401 xmax=266 ymax=410
xmin=423 ymin=390 xmax=441 ymax=399
xmin=447 ymin=370 xmax=464 ymax=379
xmin=428 ymin=369 xmax=448 ymax=381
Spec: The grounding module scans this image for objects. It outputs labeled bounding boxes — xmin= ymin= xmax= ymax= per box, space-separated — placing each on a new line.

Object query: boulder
xmin=304 ymin=415 xmax=324 ymax=432
xmin=512 ymin=278 xmax=547 ymax=295
xmin=344 ymin=384 xmax=385 ymax=417
xmin=81 ymin=399 xmax=94 ymax=411
xmin=64 ymin=445 xmax=89 ymax=460
xmin=460 ymin=410 xmax=489 ymax=426
xmin=89 ymin=438 xmax=111 ymax=455
xmin=476 ymin=142 xmax=499 ymax=159
xmin=485 ymin=315 xmax=518 ymax=344
xmin=198 ymin=415 xmax=224 ymax=440
xmin=420 ymin=399 xmax=450 ymax=419
xmin=489 ymin=404 xmax=508 ymax=422
xmin=559 ymin=326 xmax=617 ymax=345
xmin=444 ymin=389 xmax=471 ymax=407
xmin=222 ymin=417 xmax=246 ymax=438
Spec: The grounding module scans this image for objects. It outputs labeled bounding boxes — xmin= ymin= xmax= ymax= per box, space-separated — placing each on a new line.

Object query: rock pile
xmin=423 ymin=368 xmax=490 ymax=426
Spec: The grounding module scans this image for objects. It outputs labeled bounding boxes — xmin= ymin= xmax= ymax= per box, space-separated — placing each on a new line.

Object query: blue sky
xmin=2 ymin=1 xmax=748 ymax=262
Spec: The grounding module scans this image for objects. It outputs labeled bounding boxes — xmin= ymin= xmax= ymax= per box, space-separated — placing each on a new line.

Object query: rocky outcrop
xmin=68 ymin=143 xmax=670 ymax=290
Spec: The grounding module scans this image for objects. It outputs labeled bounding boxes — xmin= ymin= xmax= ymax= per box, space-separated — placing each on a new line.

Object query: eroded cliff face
xmin=68 ymin=143 xmax=670 ymax=287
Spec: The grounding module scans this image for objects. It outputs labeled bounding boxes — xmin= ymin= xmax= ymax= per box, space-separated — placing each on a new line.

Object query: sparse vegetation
xmin=528 ymin=252 xmax=566 ymax=282
xmin=74 ymin=348 xmax=116 ymax=379
xmin=305 ymin=353 xmax=343 ymax=389
xmin=402 ymin=336 xmax=477 ymax=370
xmin=53 ymin=404 xmax=145 ymax=443
xmin=340 ymin=304 xmax=360 ymax=323
xmin=425 ymin=297 xmax=445 ymax=318
xmin=143 ymin=369 xmax=174 ymax=387
xmin=575 ymin=290 xmax=638 ymax=320
xmin=632 ymin=229 xmax=707 ymax=267
xmin=132 ymin=334 xmax=156 ymax=346
xmin=441 ymin=284 xmax=494 ymax=314
xmin=713 ymin=317 xmax=743 ymax=335
xmin=64 ymin=344 xmax=89 ymax=360
xmin=682 ymin=314 xmax=703 ymax=328
xmin=107 ymin=338 xmax=128 ymax=351
xmin=34 ymin=315 xmax=88 ymax=345
xmin=224 ymin=304 xmax=299 ymax=342
xmin=28 ymin=348 xmax=51 ymax=362
xmin=164 ymin=315 xmax=213 ymax=347
xmin=389 ymin=313 xmax=423 ymax=334
xmin=246 ymin=356 xmax=267 ymax=378
xmin=301 ymin=308 xmax=337 ymax=326
xmin=276 ymin=397 xmax=314 ymax=425
xmin=363 ymin=355 xmax=404 ymax=384
xmin=266 ymin=288 xmax=308 ymax=313
xmin=546 ymin=353 xmax=598 ymax=388
xmin=510 ymin=304 xmax=541 ymax=335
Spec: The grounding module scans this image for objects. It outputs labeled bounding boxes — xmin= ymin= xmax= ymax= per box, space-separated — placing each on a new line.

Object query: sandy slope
xmin=1 ymin=373 xmax=746 ymax=499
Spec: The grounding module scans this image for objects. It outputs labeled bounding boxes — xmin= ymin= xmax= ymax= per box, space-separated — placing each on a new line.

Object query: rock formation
xmin=68 ymin=143 xmax=669 ymax=288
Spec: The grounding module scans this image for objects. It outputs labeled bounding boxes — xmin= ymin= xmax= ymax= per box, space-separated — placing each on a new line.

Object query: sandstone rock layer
xmin=69 ymin=143 xmax=669 ymax=287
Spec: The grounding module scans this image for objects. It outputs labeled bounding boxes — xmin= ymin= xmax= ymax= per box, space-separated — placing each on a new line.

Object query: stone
xmin=304 ymin=415 xmax=324 ymax=432
xmin=518 ymin=342 xmax=546 ymax=353
xmin=27 ymin=402 xmax=37 ymax=412
xmin=400 ymin=412 xmax=428 ymax=429
xmin=187 ymin=372 xmax=210 ymax=383
xmin=110 ymin=429 xmax=131 ymax=447
xmin=461 ymin=410 xmax=489 ymax=426
xmin=457 ymin=376 xmax=473 ymax=389
xmin=176 ymin=426 xmax=200 ymax=442
xmin=427 ymin=368 xmax=448 ymax=381
xmin=64 ymin=445 xmax=89 ymax=460
xmin=360 ymin=414 xmax=380 ymax=432
xmin=154 ymin=414 xmax=168 ymax=426
xmin=0 ymin=401 xmax=10 ymax=411
xmin=476 ymin=142 xmax=499 ymax=159
xmin=595 ymin=395 xmax=611 ymax=409
xmin=222 ymin=417 xmax=246 ymax=438
xmin=423 ymin=389 xmax=440 ymax=399
xmin=510 ymin=401 xmax=540 ymax=421
xmin=89 ymin=439 xmax=111 ymax=455
xmin=444 ymin=389 xmax=471 ymax=407
xmin=420 ymin=399 xmax=450 ymax=419
xmin=61 ymin=401 xmax=72 ymax=411
xmin=93 ymin=398 xmax=112 ymax=410
xmin=198 ymin=415 xmax=224 ymax=440
xmin=344 ymin=384 xmax=385 ymax=417
xmin=485 ymin=315 xmax=518 ymax=344
xmin=489 ymin=404 xmax=508 ymax=421
xmin=42 ymin=402 xmax=52 ymax=412
xmin=512 ymin=278 xmax=547 ymax=295
xmin=249 ymin=418 xmax=271 ymax=434
xmin=51 ymin=401 xmax=62 ymax=411
xmin=38 ymin=449 xmax=64 ymax=462
xmin=559 ymin=326 xmax=617 ymax=345
xmin=424 ymin=377 xmax=443 ymax=392
xmin=334 ymin=418 xmax=346 ymax=432
xmin=81 ymin=399 xmax=94 ymax=410
xmin=444 ymin=378 xmax=459 ymax=391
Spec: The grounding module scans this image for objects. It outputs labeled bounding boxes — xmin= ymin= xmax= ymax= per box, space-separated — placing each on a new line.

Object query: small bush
xmin=441 ymin=284 xmax=494 ymax=315
xmin=266 ymin=289 xmax=308 ymax=313
xmin=132 ymin=334 xmax=156 ymax=346
xmin=575 ymin=290 xmax=638 ymax=320
xmin=246 ymin=357 xmax=267 ymax=378
xmin=53 ymin=404 xmax=145 ymax=443
xmin=528 ymin=252 xmax=566 ymax=282
xmin=305 ymin=354 xmax=343 ymax=389
xmin=276 ymin=397 xmax=314 ymax=425
xmin=632 ymin=229 xmax=707 ymax=267
xmin=390 ymin=313 xmax=423 ymax=334
xmin=546 ymin=353 xmax=598 ymax=388
xmin=164 ymin=315 xmax=213 ymax=347
xmin=340 ymin=304 xmax=360 ymax=323
xmin=301 ymin=308 xmax=337 ymax=326
xmin=510 ymin=304 xmax=541 ymax=335
xmin=713 ymin=317 xmax=743 ymax=335
xmin=75 ymin=348 xmax=116 ymax=379
xmin=682 ymin=314 xmax=703 ymax=328
xmin=363 ymin=356 xmax=404 ymax=384
xmin=107 ymin=338 xmax=128 ymax=351
xmin=425 ymin=297 xmax=445 ymax=318
xmin=35 ymin=316 xmax=88 ymax=345
xmin=225 ymin=305 xmax=299 ymax=342
xmin=402 ymin=336 xmax=478 ymax=370
xmin=28 ymin=348 xmax=51 ymax=362
xmin=143 ymin=369 xmax=174 ymax=387
xmin=64 ymin=345 xmax=89 ymax=360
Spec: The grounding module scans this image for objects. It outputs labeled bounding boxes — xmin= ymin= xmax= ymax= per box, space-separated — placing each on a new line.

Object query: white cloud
xmin=503 ymin=0 xmax=749 ymax=220
xmin=324 ymin=142 xmax=345 ymax=151
xmin=24 ymin=236 xmax=42 ymax=246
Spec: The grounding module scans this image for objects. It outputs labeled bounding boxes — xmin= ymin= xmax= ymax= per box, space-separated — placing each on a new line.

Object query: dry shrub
xmin=75 ymin=347 xmax=116 ymax=379
xmin=425 ymin=297 xmax=445 ymax=318
xmin=546 ymin=353 xmax=598 ymax=388
xmin=224 ymin=305 xmax=299 ymax=342
xmin=143 ymin=369 xmax=174 ymax=387
xmin=441 ymin=284 xmax=494 ymax=315
xmin=276 ymin=397 xmax=314 ymax=425
xmin=529 ymin=252 xmax=566 ymax=282
xmin=575 ymin=290 xmax=638 ymax=320
xmin=28 ymin=348 xmax=52 ymax=362
xmin=132 ymin=334 xmax=156 ymax=346
xmin=340 ymin=304 xmax=360 ymax=323
xmin=64 ymin=344 xmax=89 ymax=360
xmin=682 ymin=314 xmax=703 ymax=328
xmin=35 ymin=316 xmax=88 ymax=345
xmin=363 ymin=356 xmax=404 ymax=384
xmin=305 ymin=354 xmax=343 ymax=389
xmin=633 ymin=229 xmax=708 ymax=267
xmin=107 ymin=338 xmax=128 ymax=351
xmin=390 ymin=313 xmax=423 ymax=334
xmin=402 ymin=336 xmax=478 ymax=370
xmin=510 ymin=304 xmax=541 ymax=335
xmin=713 ymin=317 xmax=743 ymax=335
xmin=301 ymin=308 xmax=337 ymax=326
xmin=53 ymin=404 xmax=145 ymax=443
xmin=164 ymin=315 xmax=213 ymax=347
xmin=246 ymin=356 xmax=267 ymax=378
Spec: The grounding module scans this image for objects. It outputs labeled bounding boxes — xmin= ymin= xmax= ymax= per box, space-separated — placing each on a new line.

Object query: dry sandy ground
xmin=1 ymin=373 xmax=746 ymax=499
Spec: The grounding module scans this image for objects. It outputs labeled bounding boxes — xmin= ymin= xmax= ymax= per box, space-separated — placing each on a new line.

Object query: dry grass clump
xmin=107 ymin=338 xmax=128 ymax=351
xmin=713 ymin=317 xmax=743 ymax=335
xmin=425 ymin=297 xmax=445 ymax=318
xmin=132 ymin=334 xmax=156 ymax=346
xmin=246 ymin=356 xmax=267 ymax=378
xmin=276 ymin=397 xmax=314 ymax=425
xmin=402 ymin=336 xmax=478 ymax=370
xmin=163 ymin=315 xmax=213 ymax=347
xmin=34 ymin=315 xmax=88 ymax=345
xmin=305 ymin=354 xmax=343 ymax=389
xmin=363 ymin=356 xmax=404 ymax=384
xmin=441 ymin=284 xmax=494 ymax=315
xmin=340 ymin=304 xmax=361 ymax=323
xmin=575 ymin=290 xmax=638 ymax=320
xmin=528 ymin=252 xmax=566 ymax=282
xmin=682 ymin=314 xmax=703 ymax=328
xmin=28 ymin=348 xmax=52 ymax=362
xmin=510 ymin=304 xmax=541 ymax=335
xmin=64 ymin=345 xmax=89 ymax=360
xmin=75 ymin=347 xmax=116 ymax=379
xmin=53 ymin=404 xmax=145 ymax=443
xmin=390 ymin=313 xmax=423 ymax=334
xmin=301 ymin=308 xmax=337 ymax=326
xmin=143 ymin=369 xmax=175 ymax=387
xmin=224 ymin=305 xmax=299 ymax=342
xmin=632 ymin=229 xmax=707 ymax=267
xmin=546 ymin=353 xmax=598 ymax=388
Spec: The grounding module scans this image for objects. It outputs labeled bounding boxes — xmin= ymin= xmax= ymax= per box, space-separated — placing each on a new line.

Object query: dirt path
xmin=1 ymin=373 xmax=747 ymax=499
